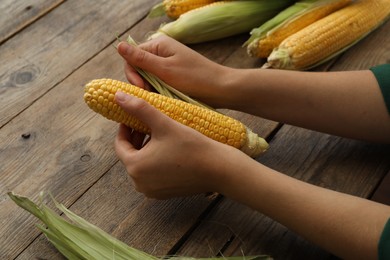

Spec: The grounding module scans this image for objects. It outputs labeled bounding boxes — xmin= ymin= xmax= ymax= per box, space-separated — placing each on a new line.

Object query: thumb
xmin=117 ymin=42 xmax=162 ymax=74
xmin=115 ymin=91 xmax=168 ymax=132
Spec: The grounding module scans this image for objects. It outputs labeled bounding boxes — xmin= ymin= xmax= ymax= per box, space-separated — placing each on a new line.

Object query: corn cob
xmin=148 ymin=0 xmax=219 ymax=19
xmin=84 ymin=78 xmax=268 ymax=157
xmin=265 ymin=0 xmax=390 ymax=70
xmin=148 ymin=0 xmax=294 ymax=44
xmin=164 ymin=0 xmax=219 ymax=19
xmin=245 ymin=0 xmax=352 ymax=58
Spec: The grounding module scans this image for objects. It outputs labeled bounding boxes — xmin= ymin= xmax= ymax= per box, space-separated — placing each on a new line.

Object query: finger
xmin=115 ymin=124 xmax=138 ymax=162
xmin=124 ymin=63 xmax=154 ymax=92
xmin=115 ymin=91 xmax=169 ymax=133
xmin=117 ymin=42 xmax=163 ymax=74
xmin=139 ymin=35 xmax=174 ymax=56
xmin=124 ymin=62 xmax=145 ymax=88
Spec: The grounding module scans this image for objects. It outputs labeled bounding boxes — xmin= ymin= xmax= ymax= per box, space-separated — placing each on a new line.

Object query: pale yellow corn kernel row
xmin=163 ymin=0 xmax=218 ymax=19
xmin=266 ymin=0 xmax=390 ymax=70
xmin=254 ymin=0 xmax=351 ymax=58
xmin=83 ymin=79 xmax=268 ymax=157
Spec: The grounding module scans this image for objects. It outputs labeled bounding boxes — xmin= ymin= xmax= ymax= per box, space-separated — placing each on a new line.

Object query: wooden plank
xmin=0 ymin=46 xmax=122 ymax=258
xmin=0 ymin=0 xmax=163 ymax=257
xmin=371 ymin=171 xmax=390 ymax=206
xmin=0 ymin=0 xmax=64 ymax=44
xmin=174 ymin=17 xmax=390 ymax=260
xmin=16 ymin=163 xmax=214 ymax=259
xmin=0 ymin=0 xmax=159 ymax=128
xmin=178 ymin=199 xmax=337 ymax=259
xmin=1 ymin=10 xmax=279 ymax=260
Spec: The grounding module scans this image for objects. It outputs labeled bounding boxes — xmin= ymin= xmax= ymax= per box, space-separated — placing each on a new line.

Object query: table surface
xmin=1 ymin=1 xmax=389 ymax=259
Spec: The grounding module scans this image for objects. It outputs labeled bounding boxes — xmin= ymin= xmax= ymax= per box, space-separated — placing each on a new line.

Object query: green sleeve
xmin=370 ymin=64 xmax=390 ymax=114
xmin=379 ymin=218 xmax=390 ymax=260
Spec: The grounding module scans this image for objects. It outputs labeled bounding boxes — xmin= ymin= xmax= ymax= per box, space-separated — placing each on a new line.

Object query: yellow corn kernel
xmin=83 ymin=79 xmax=268 ymax=157
xmin=266 ymin=0 xmax=390 ymax=70
xmin=163 ymin=0 xmax=218 ymax=19
xmin=255 ymin=0 xmax=351 ymax=58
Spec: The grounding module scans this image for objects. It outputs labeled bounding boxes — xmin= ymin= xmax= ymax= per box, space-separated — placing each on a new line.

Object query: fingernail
xmin=115 ymin=91 xmax=129 ymax=103
xmin=117 ymin=42 xmax=131 ymax=55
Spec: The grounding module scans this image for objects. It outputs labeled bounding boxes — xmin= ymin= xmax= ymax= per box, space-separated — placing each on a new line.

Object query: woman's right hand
xmin=113 ymin=91 xmax=253 ymax=199
xmin=117 ymin=35 xmax=230 ymax=107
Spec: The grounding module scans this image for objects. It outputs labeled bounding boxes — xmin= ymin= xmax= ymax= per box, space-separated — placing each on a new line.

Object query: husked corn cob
xmin=246 ymin=0 xmax=352 ymax=58
xmin=163 ymin=0 xmax=218 ymax=19
xmin=84 ymin=79 xmax=268 ymax=157
xmin=266 ymin=0 xmax=390 ymax=70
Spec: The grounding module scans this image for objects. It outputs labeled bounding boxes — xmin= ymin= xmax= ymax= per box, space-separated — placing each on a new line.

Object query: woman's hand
xmin=113 ymin=91 xmax=245 ymax=199
xmin=112 ymin=93 xmax=390 ymax=260
xmin=117 ymin=35 xmax=230 ymax=107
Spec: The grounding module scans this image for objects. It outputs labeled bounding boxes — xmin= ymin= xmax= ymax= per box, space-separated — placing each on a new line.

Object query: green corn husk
xmin=8 ymin=192 xmax=271 ymax=260
xmin=147 ymin=2 xmax=165 ymax=18
xmin=147 ymin=0 xmax=295 ymax=44
xmin=244 ymin=0 xmax=352 ymax=57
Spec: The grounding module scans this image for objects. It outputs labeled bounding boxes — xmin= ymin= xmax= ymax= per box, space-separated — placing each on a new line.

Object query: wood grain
xmin=371 ymin=171 xmax=390 ymax=206
xmin=0 ymin=0 xmax=64 ymax=44
xmin=0 ymin=0 xmax=159 ymax=128
xmin=16 ymin=162 xmax=214 ymax=259
xmin=0 ymin=0 xmax=163 ymax=257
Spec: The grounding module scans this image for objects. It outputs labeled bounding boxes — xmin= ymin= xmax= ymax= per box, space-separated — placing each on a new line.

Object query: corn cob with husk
xmin=149 ymin=0 xmax=219 ymax=19
xmin=84 ymin=78 xmax=268 ymax=158
xmin=245 ymin=0 xmax=352 ymax=58
xmin=265 ymin=0 xmax=390 ymax=70
xmin=148 ymin=0 xmax=295 ymax=44
xmin=8 ymin=192 xmax=270 ymax=260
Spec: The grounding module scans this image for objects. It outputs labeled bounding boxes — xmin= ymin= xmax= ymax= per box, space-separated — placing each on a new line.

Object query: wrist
xmin=206 ymin=146 xmax=261 ymax=197
xmin=195 ymin=65 xmax=242 ymax=109
xmin=214 ymin=68 xmax=262 ymax=111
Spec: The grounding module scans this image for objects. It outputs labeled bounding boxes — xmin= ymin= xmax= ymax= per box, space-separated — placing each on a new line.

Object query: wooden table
xmin=1 ymin=1 xmax=389 ymax=259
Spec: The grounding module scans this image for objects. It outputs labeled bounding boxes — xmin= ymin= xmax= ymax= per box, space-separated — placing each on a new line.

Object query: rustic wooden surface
xmin=1 ymin=1 xmax=389 ymax=259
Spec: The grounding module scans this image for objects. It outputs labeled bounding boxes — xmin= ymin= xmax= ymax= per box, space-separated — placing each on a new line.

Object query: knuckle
xmin=132 ymin=97 xmax=147 ymax=108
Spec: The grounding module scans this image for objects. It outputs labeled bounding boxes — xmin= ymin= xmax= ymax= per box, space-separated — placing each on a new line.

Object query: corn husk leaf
xmin=8 ymin=192 xmax=156 ymax=260
xmin=148 ymin=0 xmax=294 ymax=44
xmin=8 ymin=192 xmax=271 ymax=260
xmin=148 ymin=2 xmax=166 ymax=18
